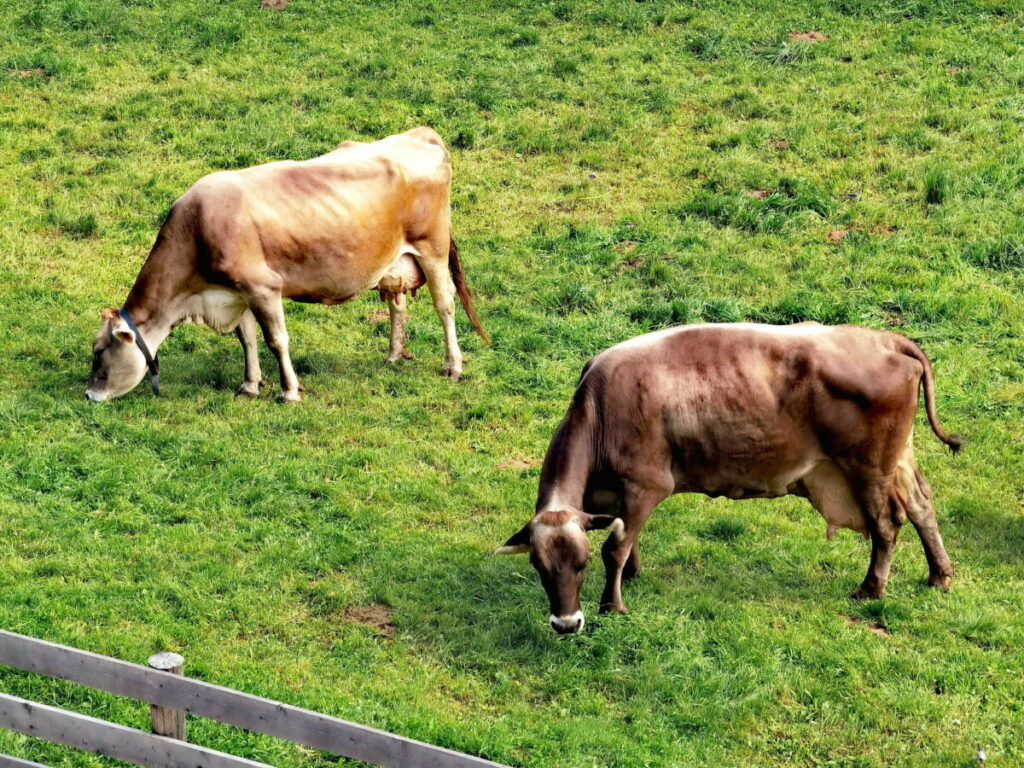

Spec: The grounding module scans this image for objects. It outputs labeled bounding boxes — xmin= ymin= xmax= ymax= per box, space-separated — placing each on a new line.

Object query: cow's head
xmin=497 ymin=509 xmax=624 ymax=634
xmin=86 ymin=308 xmax=149 ymax=402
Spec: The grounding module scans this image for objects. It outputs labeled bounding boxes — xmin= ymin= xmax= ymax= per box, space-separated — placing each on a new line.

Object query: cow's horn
xmin=494 ymin=544 xmax=530 ymax=555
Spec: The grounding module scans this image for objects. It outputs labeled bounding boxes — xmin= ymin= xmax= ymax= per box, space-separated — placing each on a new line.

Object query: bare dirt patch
xmin=826 ymin=229 xmax=848 ymax=243
xmin=614 ymin=240 xmax=639 ymax=254
xmin=8 ymin=68 xmax=46 ymax=78
xmin=616 ymin=256 xmax=645 ymax=274
xmin=367 ymin=309 xmax=390 ymax=324
xmin=260 ymin=0 xmax=289 ymax=8
xmin=872 ymin=225 xmax=898 ymax=235
xmin=747 ymin=190 xmax=771 ymax=200
xmin=344 ymin=604 xmax=396 ymax=639
xmin=789 ymin=31 xmax=828 ymax=43
xmin=771 ymin=139 xmax=789 ymax=150
xmin=497 ymin=457 xmax=540 ymax=471
xmin=841 ymin=614 xmax=891 ymax=638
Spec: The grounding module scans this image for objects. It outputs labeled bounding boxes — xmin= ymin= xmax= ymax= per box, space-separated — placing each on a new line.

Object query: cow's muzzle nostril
xmin=85 ymin=390 xmax=106 ymax=403
xmin=549 ymin=611 xmax=585 ymax=634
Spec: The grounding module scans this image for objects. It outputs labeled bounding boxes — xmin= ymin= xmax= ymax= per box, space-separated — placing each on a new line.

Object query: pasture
xmin=2 ymin=0 xmax=1024 ymax=765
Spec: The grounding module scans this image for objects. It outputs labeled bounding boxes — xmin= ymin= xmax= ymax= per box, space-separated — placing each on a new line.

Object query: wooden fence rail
xmin=0 ymin=693 xmax=272 ymax=768
xmin=0 ymin=630 xmax=509 ymax=768
xmin=0 ymin=754 xmax=51 ymax=768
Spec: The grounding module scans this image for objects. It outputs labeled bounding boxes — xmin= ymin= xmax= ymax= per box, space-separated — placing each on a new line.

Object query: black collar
xmin=118 ymin=308 xmax=160 ymax=396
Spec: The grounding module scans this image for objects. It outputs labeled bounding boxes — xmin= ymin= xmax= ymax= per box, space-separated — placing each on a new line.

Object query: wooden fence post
xmin=147 ymin=653 xmax=185 ymax=741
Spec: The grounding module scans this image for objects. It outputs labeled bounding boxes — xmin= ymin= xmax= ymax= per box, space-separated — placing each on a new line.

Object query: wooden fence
xmin=0 ymin=630 xmax=510 ymax=768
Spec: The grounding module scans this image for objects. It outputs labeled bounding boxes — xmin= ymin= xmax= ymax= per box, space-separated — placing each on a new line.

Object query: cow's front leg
xmin=246 ymin=290 xmax=302 ymax=402
xmin=234 ymin=310 xmax=264 ymax=397
xmin=600 ymin=532 xmax=635 ymax=614
xmin=384 ymin=292 xmax=413 ymax=363
xmin=599 ymin=485 xmax=661 ymax=614
xmin=622 ymin=541 xmax=641 ymax=582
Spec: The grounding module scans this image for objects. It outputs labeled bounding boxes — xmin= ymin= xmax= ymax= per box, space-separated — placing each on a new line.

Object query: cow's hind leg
xmin=895 ymin=439 xmax=954 ymax=589
xmin=851 ymin=476 xmax=904 ymax=600
xmin=413 ymin=239 xmax=463 ymax=380
xmin=244 ymin=288 xmax=302 ymax=402
xmin=384 ymin=292 xmax=413 ymax=363
xmin=234 ymin=310 xmax=265 ymax=397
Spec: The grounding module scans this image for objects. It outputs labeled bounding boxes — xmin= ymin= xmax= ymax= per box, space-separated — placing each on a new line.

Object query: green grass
xmin=2 ymin=0 xmax=1024 ymax=766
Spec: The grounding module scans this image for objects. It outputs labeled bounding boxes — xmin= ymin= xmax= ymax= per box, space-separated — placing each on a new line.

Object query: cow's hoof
xmin=235 ymin=382 xmax=261 ymax=398
xmin=928 ymin=573 xmax=953 ymax=591
xmin=598 ymin=603 xmax=628 ymax=615
xmin=277 ymin=390 xmax=302 ymax=403
xmin=440 ymin=363 xmax=462 ymax=380
xmin=386 ymin=349 xmax=414 ymax=363
xmin=850 ymin=584 xmax=884 ymax=601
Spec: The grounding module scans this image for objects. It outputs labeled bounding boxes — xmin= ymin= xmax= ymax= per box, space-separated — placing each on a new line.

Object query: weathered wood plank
xmin=0 ymin=753 xmax=53 ymax=768
xmin=0 ymin=694 xmax=272 ymax=768
xmin=0 ymin=631 xmax=509 ymax=768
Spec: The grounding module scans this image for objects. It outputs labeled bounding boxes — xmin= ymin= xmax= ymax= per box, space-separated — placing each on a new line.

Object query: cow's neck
xmin=120 ymin=262 xmax=191 ymax=356
xmin=535 ymin=411 xmax=596 ymax=515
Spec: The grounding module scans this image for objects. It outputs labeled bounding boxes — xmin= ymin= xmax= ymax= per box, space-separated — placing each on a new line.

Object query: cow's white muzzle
xmin=549 ymin=611 xmax=585 ymax=635
xmin=85 ymin=390 xmax=107 ymax=403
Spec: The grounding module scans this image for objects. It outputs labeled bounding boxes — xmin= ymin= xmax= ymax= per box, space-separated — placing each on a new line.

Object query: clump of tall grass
xmin=45 ymin=209 xmax=97 ymax=238
xmin=924 ymin=164 xmax=953 ymax=204
xmin=686 ymin=30 xmax=728 ymax=61
xmin=671 ymin=177 xmax=834 ymax=234
xmin=963 ymin=239 xmax=1024 ymax=272
xmin=546 ymin=282 xmax=596 ymax=315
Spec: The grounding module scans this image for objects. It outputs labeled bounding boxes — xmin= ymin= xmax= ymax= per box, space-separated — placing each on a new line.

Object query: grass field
xmin=2 ymin=0 xmax=1024 ymax=765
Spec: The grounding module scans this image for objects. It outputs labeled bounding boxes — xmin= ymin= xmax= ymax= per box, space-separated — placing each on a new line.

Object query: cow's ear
xmin=495 ymin=523 xmax=531 ymax=555
xmin=101 ymin=307 xmax=119 ymax=322
xmin=584 ymin=515 xmax=625 ymax=539
xmin=113 ymin=323 xmax=135 ymax=345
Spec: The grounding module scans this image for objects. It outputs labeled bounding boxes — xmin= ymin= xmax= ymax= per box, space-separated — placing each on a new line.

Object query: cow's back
xmin=586 ymin=323 xmax=922 ymax=494
xmin=178 ymin=127 xmax=452 ymax=299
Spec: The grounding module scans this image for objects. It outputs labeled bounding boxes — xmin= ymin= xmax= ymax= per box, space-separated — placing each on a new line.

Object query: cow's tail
xmin=448 ymin=236 xmax=490 ymax=345
xmin=902 ymin=338 xmax=961 ymax=453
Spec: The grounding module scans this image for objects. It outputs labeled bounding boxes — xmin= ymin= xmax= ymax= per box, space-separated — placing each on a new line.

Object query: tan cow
xmin=498 ymin=323 xmax=960 ymax=634
xmin=87 ymin=127 xmax=488 ymax=403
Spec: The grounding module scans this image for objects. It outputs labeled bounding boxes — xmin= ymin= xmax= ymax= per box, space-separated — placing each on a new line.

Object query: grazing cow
xmin=498 ymin=323 xmax=960 ymax=634
xmin=87 ymin=127 xmax=488 ymax=403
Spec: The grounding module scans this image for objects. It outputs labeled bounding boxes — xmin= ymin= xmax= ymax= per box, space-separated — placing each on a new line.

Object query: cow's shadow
xmin=940 ymin=495 xmax=1024 ymax=569
xmin=382 ymin=487 xmax=1024 ymax=673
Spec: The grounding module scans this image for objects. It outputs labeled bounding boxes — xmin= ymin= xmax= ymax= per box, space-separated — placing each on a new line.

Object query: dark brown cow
xmin=498 ymin=323 xmax=959 ymax=634
xmin=87 ymin=127 xmax=488 ymax=403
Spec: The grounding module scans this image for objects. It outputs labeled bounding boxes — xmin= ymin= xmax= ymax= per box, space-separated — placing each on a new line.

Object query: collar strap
xmin=118 ymin=308 xmax=160 ymax=396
